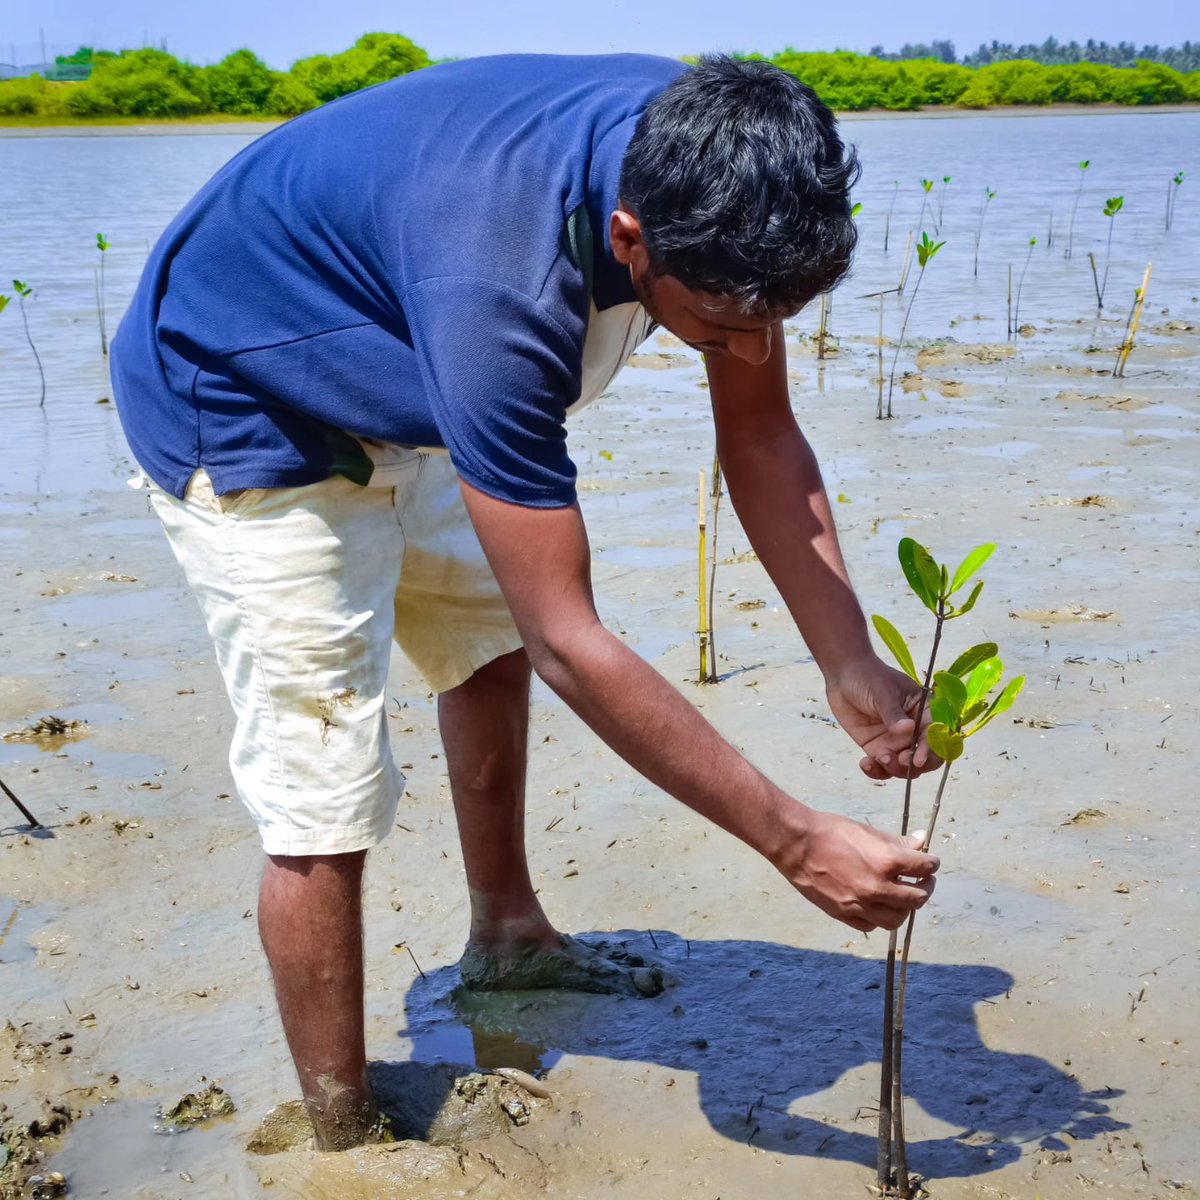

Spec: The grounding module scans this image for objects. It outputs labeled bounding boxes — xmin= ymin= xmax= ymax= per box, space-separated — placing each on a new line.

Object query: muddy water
xmin=1 ymin=114 xmax=1198 ymax=1198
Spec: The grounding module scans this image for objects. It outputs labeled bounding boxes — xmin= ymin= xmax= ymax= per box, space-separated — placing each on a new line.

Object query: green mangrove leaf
xmin=871 ymin=614 xmax=918 ymax=682
xmin=950 ymin=543 xmax=995 ymax=595
xmin=967 ymin=675 xmax=1026 ymax=735
xmin=933 ymin=671 xmax=967 ymax=723
xmin=930 ymin=697 xmax=955 ymax=728
xmin=927 ymin=722 xmax=964 ymax=763
xmin=898 ymin=537 xmax=941 ymax=611
xmin=961 ymin=699 xmax=988 ymax=725
xmin=947 ymin=642 xmax=998 ymax=677
xmin=954 ymin=579 xmax=985 ymax=617
xmin=0 ymin=295 xmax=8 ymax=315
xmin=966 ymin=657 xmax=1004 ymax=706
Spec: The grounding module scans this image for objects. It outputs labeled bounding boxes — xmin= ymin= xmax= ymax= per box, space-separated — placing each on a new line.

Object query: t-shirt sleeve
xmin=403 ymin=276 xmax=586 ymax=509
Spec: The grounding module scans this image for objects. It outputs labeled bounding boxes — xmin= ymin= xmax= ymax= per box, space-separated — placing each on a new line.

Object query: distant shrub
xmin=202 ymin=49 xmax=275 ymax=115
xmin=291 ymin=32 xmax=430 ymax=103
xmin=265 ymin=74 xmax=321 ymax=116
xmin=0 ymin=75 xmax=45 ymax=115
xmin=65 ymin=49 xmax=207 ymax=117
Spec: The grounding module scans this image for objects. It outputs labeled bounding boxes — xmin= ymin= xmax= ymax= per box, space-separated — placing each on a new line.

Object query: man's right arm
xmin=458 ymin=480 xmax=938 ymax=933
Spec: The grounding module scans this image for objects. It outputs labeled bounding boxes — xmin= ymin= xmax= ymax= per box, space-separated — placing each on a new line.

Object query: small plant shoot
xmin=13 ymin=279 xmax=46 ymax=408
xmin=872 ymin=538 xmax=1025 ymax=1198
xmin=973 ymin=187 xmax=996 ymax=278
xmin=884 ymin=233 xmax=944 ymax=419
xmin=96 ymin=232 xmax=110 ymax=356
xmin=1013 ymin=236 xmax=1037 ymax=334
xmin=1093 ymin=195 xmax=1124 ymax=312
xmin=1065 ymin=158 xmax=1090 ymax=260
xmin=1165 ymin=171 xmax=1184 ymax=232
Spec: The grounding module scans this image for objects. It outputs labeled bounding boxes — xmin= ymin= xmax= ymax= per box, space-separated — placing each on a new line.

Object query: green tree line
xmin=1 ymin=34 xmax=1198 ymax=120
xmin=870 ymin=38 xmax=1200 ymax=73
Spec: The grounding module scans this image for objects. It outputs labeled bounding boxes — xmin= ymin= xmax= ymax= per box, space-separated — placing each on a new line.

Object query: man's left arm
xmin=706 ymin=322 xmax=934 ymax=781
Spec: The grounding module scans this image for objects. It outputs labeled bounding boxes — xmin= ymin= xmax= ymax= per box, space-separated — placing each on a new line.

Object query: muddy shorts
xmin=147 ymin=452 xmax=523 ymax=857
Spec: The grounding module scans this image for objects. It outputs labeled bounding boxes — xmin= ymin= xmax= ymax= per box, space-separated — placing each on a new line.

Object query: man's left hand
xmin=824 ymin=655 xmax=939 ymax=781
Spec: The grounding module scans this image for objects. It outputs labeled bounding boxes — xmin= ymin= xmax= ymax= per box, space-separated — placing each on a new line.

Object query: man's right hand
xmin=771 ymin=810 xmax=940 ymax=933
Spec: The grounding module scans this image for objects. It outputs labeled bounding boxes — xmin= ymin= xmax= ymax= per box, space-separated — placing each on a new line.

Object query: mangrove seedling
xmin=703 ymin=454 xmax=724 ymax=684
xmin=1093 ymin=195 xmax=1124 ymax=313
xmin=935 ymin=176 xmax=951 ymax=233
xmin=1165 ymin=171 xmax=1184 ymax=232
xmin=915 ymin=179 xmax=934 ymax=242
xmin=972 ymin=187 xmax=996 ymax=278
xmin=95 ymin=232 xmax=110 ymax=356
xmin=12 ymin=280 xmax=46 ymax=408
xmin=884 ymin=233 xmax=944 ymax=419
xmin=1065 ymin=159 xmax=1090 ymax=260
xmin=1013 ymin=236 xmax=1037 ymax=335
xmin=872 ymin=538 xmax=1025 ymax=1198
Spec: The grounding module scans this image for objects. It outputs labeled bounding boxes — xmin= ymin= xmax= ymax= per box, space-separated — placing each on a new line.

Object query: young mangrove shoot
xmin=972 ymin=187 xmax=996 ymax=278
xmin=1013 ymin=236 xmax=1037 ymax=334
xmin=12 ymin=280 xmax=46 ymax=408
xmin=1065 ymin=159 xmax=1090 ymax=260
xmin=935 ymin=176 xmax=951 ymax=233
xmin=885 ymin=233 xmax=944 ymax=419
xmin=1165 ymin=171 xmax=1184 ymax=232
xmin=95 ymin=232 xmax=110 ymax=356
xmin=872 ymin=537 xmax=1025 ymax=1198
xmin=1095 ymin=195 xmax=1124 ymax=313
xmin=915 ymin=178 xmax=934 ymax=242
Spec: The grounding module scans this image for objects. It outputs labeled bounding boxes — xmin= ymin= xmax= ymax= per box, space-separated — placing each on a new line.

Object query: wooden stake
xmin=876 ymin=295 xmax=885 ymax=421
xmin=1115 ymin=263 xmax=1153 ymax=378
xmin=816 ymin=292 xmax=828 ymax=360
xmin=1006 ymin=264 xmax=1012 ymax=338
xmin=1 ymin=775 xmax=41 ymax=829
xmin=897 ymin=231 xmax=914 ymax=293
xmin=705 ymin=455 xmax=723 ymax=684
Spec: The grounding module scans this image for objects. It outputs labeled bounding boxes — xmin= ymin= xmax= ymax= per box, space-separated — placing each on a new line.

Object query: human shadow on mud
xmin=393 ymin=932 xmax=1125 ymax=1181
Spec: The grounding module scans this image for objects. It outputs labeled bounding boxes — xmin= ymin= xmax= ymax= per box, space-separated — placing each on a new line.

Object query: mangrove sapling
xmin=872 ymin=538 xmax=1025 ymax=1197
xmin=703 ymin=454 xmax=723 ymax=684
xmin=934 ymin=176 xmax=950 ymax=233
xmin=972 ymin=187 xmax=996 ymax=278
xmin=12 ymin=281 xmax=46 ymax=408
xmin=95 ymin=232 xmax=110 ymax=356
xmin=1165 ymin=171 xmax=1184 ymax=231
xmin=1065 ymin=159 xmax=1090 ymax=260
xmin=697 ymin=471 xmax=710 ymax=684
xmin=915 ymin=179 xmax=934 ymax=242
xmin=885 ymin=233 xmax=944 ymax=420
xmin=1095 ymin=195 xmax=1124 ymax=313
xmin=1013 ymin=236 xmax=1037 ymax=335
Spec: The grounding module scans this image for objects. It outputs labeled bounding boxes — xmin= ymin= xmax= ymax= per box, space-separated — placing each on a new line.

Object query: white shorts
xmin=149 ymin=453 xmax=523 ymax=857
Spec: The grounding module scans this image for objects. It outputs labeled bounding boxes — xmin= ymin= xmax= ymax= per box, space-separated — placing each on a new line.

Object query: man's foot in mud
xmin=459 ymin=932 xmax=667 ymax=997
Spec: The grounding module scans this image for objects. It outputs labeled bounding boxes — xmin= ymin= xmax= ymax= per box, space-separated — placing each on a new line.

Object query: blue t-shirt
xmin=111 ymin=54 xmax=685 ymax=508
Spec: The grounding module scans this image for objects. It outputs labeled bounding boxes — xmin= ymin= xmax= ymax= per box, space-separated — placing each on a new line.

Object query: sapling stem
xmin=1065 ymin=159 xmax=1089 ymax=260
xmin=915 ymin=179 xmax=933 ymax=243
xmin=897 ymin=232 xmax=914 ymax=293
xmin=935 ymin=176 xmax=950 ymax=233
xmin=1165 ymin=173 xmax=1183 ymax=232
xmin=13 ymin=281 xmax=45 ymax=408
xmin=95 ymin=233 xmax=110 ymax=356
xmin=1097 ymin=196 xmax=1124 ymax=313
xmin=1088 ymin=252 xmax=1102 ymax=312
xmin=1013 ymin=237 xmax=1036 ymax=335
xmin=876 ymin=295 xmax=885 ymax=420
xmin=885 ymin=234 xmax=943 ymax=419
xmin=884 ymin=180 xmax=899 ymax=252
xmin=973 ymin=188 xmax=995 ymax=278
xmin=705 ymin=455 xmax=723 ymax=683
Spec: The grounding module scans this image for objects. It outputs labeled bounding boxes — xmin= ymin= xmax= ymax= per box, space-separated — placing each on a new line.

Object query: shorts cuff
xmin=423 ymin=631 xmax=527 ymax=694
xmin=256 ymin=801 xmax=400 ymax=857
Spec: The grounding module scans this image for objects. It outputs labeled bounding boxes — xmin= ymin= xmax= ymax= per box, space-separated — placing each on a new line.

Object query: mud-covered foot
xmin=459 ymin=933 xmax=666 ymax=998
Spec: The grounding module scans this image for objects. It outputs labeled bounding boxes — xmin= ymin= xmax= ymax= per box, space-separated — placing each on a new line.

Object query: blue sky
xmin=16 ymin=0 xmax=1198 ymax=68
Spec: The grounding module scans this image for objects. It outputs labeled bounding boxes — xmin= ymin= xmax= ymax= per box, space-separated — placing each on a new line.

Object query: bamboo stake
xmin=697 ymin=471 xmax=709 ymax=684
xmin=816 ymin=292 xmax=828 ymax=360
xmin=1088 ymin=251 xmax=1103 ymax=314
xmin=876 ymin=295 xmax=886 ymax=421
xmin=1115 ymin=264 xmax=1153 ymax=378
xmin=1006 ymin=264 xmax=1012 ymax=338
xmin=1 ymin=775 xmax=42 ymax=829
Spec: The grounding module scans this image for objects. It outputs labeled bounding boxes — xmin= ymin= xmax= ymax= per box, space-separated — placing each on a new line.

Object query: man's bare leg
xmin=258 ymin=851 xmax=382 ymax=1149
xmin=439 ymin=648 xmax=663 ymax=996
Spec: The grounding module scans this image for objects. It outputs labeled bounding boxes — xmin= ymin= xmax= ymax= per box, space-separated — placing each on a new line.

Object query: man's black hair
xmin=619 ymin=56 xmax=861 ymax=314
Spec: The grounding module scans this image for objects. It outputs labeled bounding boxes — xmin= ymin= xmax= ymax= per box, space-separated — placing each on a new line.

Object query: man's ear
xmin=609 ymin=208 xmax=648 ymax=269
